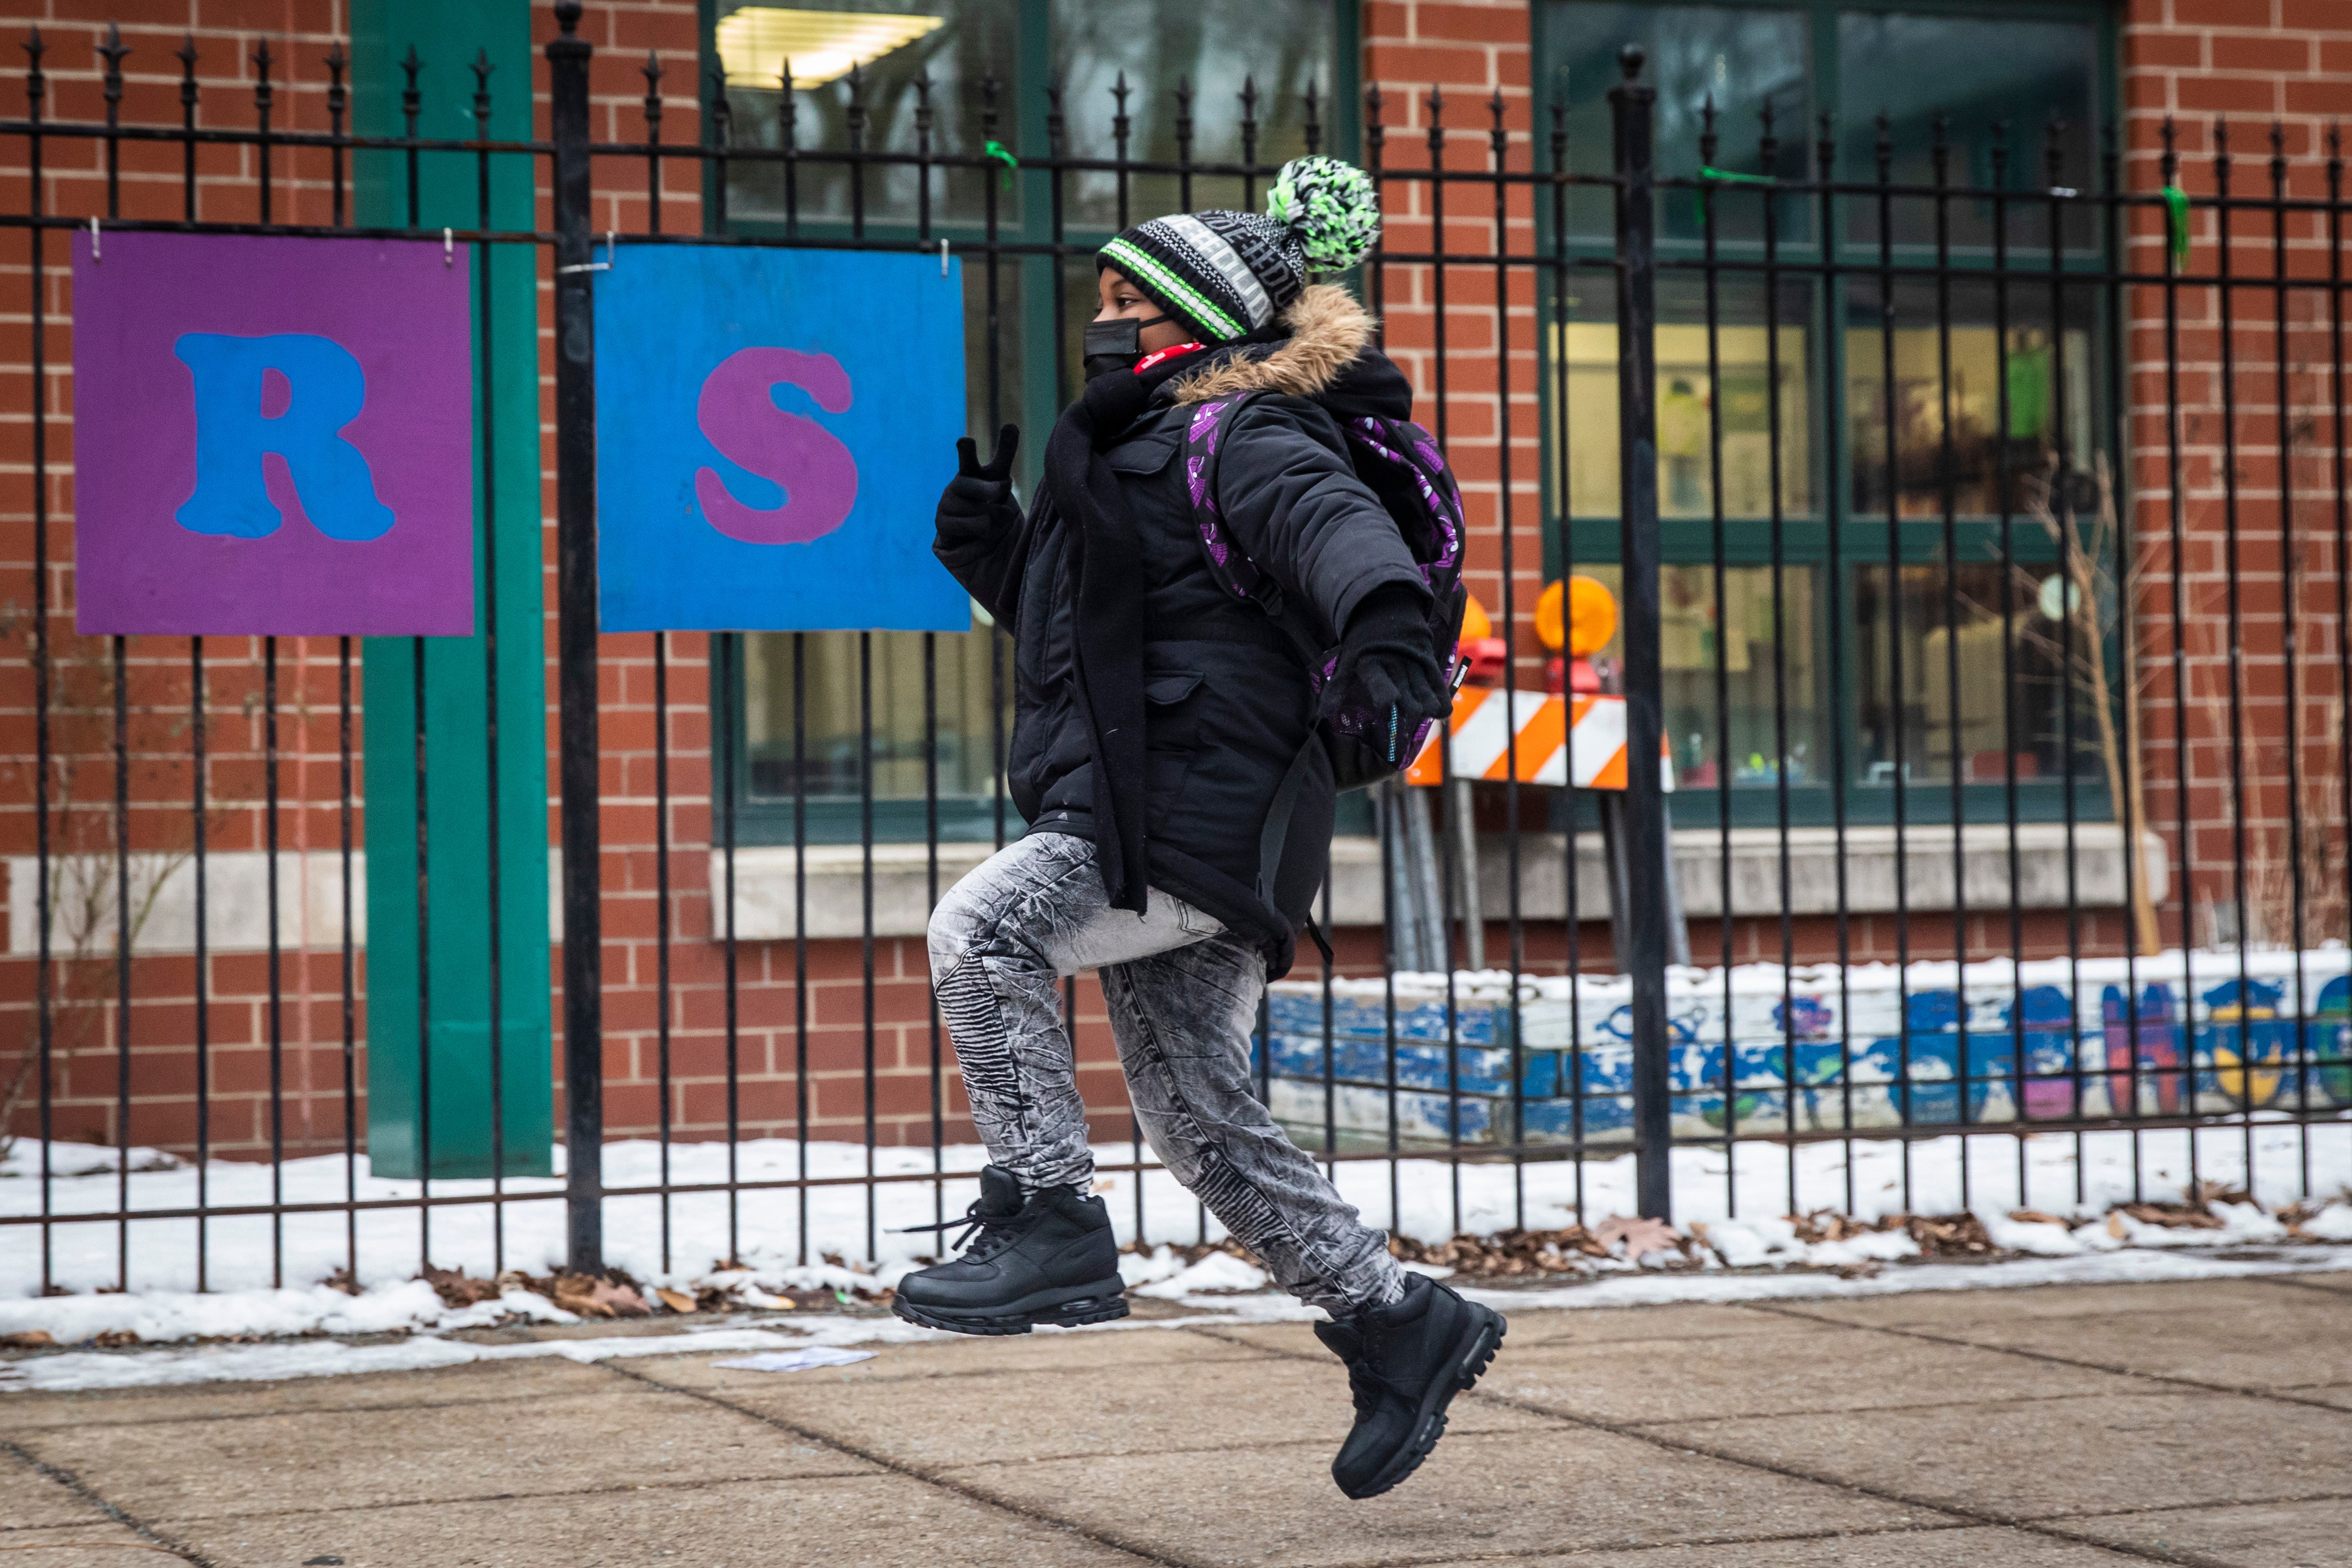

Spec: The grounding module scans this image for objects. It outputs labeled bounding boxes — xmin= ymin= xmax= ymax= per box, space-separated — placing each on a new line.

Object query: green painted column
xmin=354 ymin=0 xmax=552 ymax=1179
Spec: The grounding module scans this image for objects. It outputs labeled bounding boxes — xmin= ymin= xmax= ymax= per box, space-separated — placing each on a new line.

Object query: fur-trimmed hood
xmin=1169 ymin=284 xmax=1382 ymax=404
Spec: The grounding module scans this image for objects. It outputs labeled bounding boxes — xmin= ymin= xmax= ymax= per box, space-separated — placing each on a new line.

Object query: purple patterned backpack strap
xmin=1182 ymin=393 xmax=1283 ymax=613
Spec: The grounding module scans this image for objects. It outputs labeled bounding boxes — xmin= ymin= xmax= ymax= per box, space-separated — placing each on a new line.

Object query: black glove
xmin=1328 ymin=585 xmax=1451 ymax=766
xmin=934 ymin=424 xmax=1021 ymax=555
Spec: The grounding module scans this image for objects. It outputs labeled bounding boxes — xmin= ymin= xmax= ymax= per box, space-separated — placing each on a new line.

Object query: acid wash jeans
xmin=927 ymin=832 xmax=1406 ymax=1317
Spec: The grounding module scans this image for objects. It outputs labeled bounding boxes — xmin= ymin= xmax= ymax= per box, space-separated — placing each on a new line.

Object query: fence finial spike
xmin=554 ymin=0 xmax=583 ymax=36
xmin=1617 ymin=44 xmax=1645 ymax=82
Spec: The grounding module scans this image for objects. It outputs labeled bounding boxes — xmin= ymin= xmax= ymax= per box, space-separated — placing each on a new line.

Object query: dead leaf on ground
xmin=88 ymin=1329 xmax=138 ymax=1348
xmin=549 ymin=1272 xmax=614 ymax=1317
xmin=654 ymin=1286 xmax=698 ymax=1314
xmin=1 ymin=1329 xmax=56 ymax=1348
xmin=595 ymin=1279 xmax=650 ymax=1316
xmin=1596 ymin=1214 xmax=1682 ymax=1260
xmin=1903 ymin=1213 xmax=1997 ymax=1256
xmin=1391 ymin=1227 xmax=1607 ymax=1277
xmin=2009 ymin=1209 xmax=2071 ymax=1227
xmin=1788 ymin=1210 xmax=1908 ymax=1245
xmin=421 ymin=1265 xmax=501 ymax=1308
xmin=2119 ymin=1201 xmax=2224 ymax=1230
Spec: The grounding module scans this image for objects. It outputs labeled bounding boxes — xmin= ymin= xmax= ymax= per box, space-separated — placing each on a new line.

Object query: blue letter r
xmin=174 ymin=332 xmax=397 ymax=541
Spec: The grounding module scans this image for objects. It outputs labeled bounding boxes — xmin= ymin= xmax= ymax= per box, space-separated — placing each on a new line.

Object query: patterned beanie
xmin=1097 ymin=155 xmax=1381 ymax=344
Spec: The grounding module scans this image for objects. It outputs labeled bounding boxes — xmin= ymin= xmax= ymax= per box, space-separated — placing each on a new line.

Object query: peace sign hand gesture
xmin=937 ymin=424 xmax=1022 ymax=552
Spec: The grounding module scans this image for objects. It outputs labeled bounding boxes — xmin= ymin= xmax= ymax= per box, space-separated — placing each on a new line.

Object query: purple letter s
xmin=693 ymin=348 xmax=858 ymax=545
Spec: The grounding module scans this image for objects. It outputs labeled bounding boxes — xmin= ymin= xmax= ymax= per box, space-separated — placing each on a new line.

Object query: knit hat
xmin=1097 ymin=155 xmax=1380 ymax=344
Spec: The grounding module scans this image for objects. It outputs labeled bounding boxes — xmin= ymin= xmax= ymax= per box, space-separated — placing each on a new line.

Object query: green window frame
xmin=699 ymin=0 xmax=1359 ymax=844
xmin=1533 ymin=0 xmax=2125 ymax=831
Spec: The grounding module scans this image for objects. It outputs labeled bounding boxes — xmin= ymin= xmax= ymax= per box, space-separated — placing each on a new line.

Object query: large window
xmin=707 ymin=0 xmax=1353 ymax=843
xmin=1539 ymin=0 xmax=2117 ymax=828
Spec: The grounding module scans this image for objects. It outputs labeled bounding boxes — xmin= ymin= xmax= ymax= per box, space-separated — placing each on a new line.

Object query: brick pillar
xmin=1363 ymin=1 xmax=1547 ymax=692
xmin=2120 ymin=0 xmax=2352 ymax=950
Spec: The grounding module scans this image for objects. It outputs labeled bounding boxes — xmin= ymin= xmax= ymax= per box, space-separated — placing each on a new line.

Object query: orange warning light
xmin=1458 ymin=591 xmax=1492 ymax=643
xmin=1563 ymin=575 xmax=1617 ymax=657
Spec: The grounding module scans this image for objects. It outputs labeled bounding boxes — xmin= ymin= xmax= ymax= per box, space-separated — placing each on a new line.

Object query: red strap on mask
xmin=1135 ymin=342 xmax=1208 ymax=375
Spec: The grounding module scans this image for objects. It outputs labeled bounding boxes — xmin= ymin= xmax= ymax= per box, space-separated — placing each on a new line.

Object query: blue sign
xmin=594 ymin=244 xmax=971 ymax=631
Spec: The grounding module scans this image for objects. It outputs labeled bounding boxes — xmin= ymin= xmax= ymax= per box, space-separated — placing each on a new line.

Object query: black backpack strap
xmin=1301 ymin=912 xmax=1335 ymax=966
xmin=1255 ymin=734 xmax=1323 ymax=910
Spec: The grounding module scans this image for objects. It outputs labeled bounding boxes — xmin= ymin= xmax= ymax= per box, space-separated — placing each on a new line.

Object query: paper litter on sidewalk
xmin=710 ymin=1346 xmax=877 ymax=1372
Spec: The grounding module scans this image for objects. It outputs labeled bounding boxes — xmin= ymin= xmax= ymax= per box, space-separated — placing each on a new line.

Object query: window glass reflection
xmin=717 ymin=0 xmax=1019 ymax=229
xmin=744 ymin=616 xmax=1013 ymax=808
xmin=1844 ymin=279 xmax=2097 ymax=519
xmin=1574 ymin=565 xmax=1825 ymax=791
xmin=1837 ymin=13 xmax=2100 ymax=252
xmin=1556 ymin=279 xmax=1813 ymax=520
xmin=1545 ymin=1 xmax=1810 ymax=243
xmin=1854 ymin=563 xmax=2107 ymax=789
xmin=1052 ymin=0 xmax=1335 ymax=231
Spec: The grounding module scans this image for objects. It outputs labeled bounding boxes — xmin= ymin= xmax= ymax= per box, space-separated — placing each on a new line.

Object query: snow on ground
xmin=8 ymin=1242 xmax=2352 ymax=1395
xmin=8 ymin=1120 xmax=2349 ymax=1303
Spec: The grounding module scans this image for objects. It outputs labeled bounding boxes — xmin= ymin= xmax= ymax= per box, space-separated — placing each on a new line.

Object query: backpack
xmin=1181 ymin=392 xmax=1470 ymax=793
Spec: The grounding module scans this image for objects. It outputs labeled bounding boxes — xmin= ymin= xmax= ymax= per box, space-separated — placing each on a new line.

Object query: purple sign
xmin=72 ymin=232 xmax=475 ymax=636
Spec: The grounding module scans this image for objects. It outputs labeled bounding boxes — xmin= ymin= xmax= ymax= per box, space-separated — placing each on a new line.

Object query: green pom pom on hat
xmin=1266 ymin=155 xmax=1381 ymax=272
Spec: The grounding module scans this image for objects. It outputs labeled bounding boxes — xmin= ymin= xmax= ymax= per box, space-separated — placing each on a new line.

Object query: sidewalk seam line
xmin=0 ymin=1439 xmax=214 ymax=1567
xmin=1737 ymin=1300 xmax=2352 ymax=1414
xmin=1178 ymin=1325 xmax=2189 ymax=1567
xmin=108 ymin=1466 xmax=886 ymax=1526
xmin=2013 ymin=1487 xmax=2352 ymax=1524
xmin=600 ymin=1361 xmax=1191 ymax=1568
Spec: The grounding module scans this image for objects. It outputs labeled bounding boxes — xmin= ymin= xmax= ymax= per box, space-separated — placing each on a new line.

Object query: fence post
xmin=1609 ymin=47 xmax=1673 ymax=1222
xmin=547 ymin=0 xmax=603 ymax=1270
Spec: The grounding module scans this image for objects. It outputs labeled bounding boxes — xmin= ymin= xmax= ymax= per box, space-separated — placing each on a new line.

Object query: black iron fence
xmin=3 ymin=4 xmax=2348 ymax=1301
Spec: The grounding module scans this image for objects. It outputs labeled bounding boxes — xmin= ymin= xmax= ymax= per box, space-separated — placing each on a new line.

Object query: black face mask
xmin=1082 ymin=311 xmax=1173 ymax=379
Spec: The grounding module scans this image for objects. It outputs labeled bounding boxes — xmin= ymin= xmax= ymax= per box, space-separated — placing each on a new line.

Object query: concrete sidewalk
xmin=3 ymin=1273 xmax=2350 ymax=1568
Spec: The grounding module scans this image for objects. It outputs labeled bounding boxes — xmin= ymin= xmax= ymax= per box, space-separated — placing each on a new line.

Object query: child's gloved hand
xmin=1329 ymin=585 xmax=1451 ymax=765
xmin=935 ymin=425 xmax=1021 ymax=553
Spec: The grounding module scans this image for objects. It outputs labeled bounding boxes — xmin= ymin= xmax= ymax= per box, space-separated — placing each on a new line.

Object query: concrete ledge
xmin=718 ymin=842 xmax=999 ymax=942
xmin=3 ymin=853 xmax=570 ymax=955
xmin=1401 ymin=821 xmax=2171 ymax=927
xmin=715 ymin=823 xmax=2167 ymax=941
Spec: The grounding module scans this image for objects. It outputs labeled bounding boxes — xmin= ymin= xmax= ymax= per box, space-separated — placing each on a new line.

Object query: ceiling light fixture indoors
xmin=716 ymin=7 xmax=947 ymax=89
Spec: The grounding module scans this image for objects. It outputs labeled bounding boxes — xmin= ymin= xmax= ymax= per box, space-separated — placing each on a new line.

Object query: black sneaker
xmin=890 ymin=1164 xmax=1129 ymax=1336
xmin=1313 ymin=1273 xmax=1506 ymax=1500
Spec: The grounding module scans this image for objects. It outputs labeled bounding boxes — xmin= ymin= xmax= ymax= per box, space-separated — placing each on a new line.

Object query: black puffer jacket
xmin=939 ymin=286 xmax=1427 ymax=977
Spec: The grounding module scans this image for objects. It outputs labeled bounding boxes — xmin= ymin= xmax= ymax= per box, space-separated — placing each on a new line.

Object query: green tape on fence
xmin=1693 ymin=165 xmax=1777 ymax=230
xmin=984 ymin=138 xmax=1019 ymax=190
xmin=2161 ymin=184 xmax=2191 ymax=265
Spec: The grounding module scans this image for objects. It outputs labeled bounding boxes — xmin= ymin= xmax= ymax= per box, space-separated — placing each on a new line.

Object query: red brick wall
xmin=1364 ymin=0 xmax=1545 ymax=697
xmin=2120 ymin=0 xmax=2352 ymax=951
xmin=0 ymin=0 xmax=367 ymax=1159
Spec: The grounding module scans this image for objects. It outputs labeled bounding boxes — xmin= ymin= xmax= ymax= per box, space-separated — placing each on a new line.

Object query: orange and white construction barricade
xmin=1405 ymin=689 xmax=1674 ymax=793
